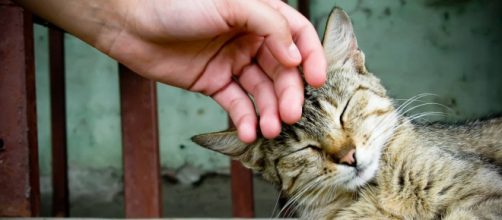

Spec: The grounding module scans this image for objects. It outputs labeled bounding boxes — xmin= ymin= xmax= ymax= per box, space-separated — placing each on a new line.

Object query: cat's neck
xmin=381 ymin=116 xmax=417 ymax=155
xmin=297 ymin=189 xmax=357 ymax=219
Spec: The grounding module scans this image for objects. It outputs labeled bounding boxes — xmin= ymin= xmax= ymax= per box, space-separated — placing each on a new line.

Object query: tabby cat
xmin=192 ymin=8 xmax=502 ymax=219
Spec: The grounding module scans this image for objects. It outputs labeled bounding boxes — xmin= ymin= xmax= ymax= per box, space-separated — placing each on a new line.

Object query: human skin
xmin=14 ymin=0 xmax=327 ymax=143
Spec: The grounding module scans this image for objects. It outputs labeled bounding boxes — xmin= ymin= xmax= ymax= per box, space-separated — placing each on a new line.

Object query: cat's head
xmin=192 ymin=8 xmax=398 ymax=196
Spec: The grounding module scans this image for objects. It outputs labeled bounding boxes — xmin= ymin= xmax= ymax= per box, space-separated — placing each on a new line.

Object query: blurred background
xmin=33 ymin=0 xmax=502 ymax=218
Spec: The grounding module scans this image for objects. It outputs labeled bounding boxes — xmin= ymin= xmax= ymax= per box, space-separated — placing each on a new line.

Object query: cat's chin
xmin=342 ymin=158 xmax=379 ymax=190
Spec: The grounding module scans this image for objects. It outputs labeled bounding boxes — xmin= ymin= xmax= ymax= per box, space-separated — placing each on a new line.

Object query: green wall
xmin=35 ymin=30 xmax=229 ymax=177
xmin=34 ymin=0 xmax=502 ymax=213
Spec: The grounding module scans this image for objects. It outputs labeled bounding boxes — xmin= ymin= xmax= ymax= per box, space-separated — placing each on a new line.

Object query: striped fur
xmin=192 ymin=8 xmax=502 ymax=219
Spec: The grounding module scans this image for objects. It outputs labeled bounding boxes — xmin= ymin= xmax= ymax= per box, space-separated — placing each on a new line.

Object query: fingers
xmin=190 ymin=35 xmax=264 ymax=143
xmin=259 ymin=0 xmax=327 ymax=88
xmin=257 ymin=46 xmax=304 ymax=124
xmin=293 ymin=22 xmax=327 ymax=88
xmin=192 ymin=34 xmax=284 ymax=142
xmin=215 ymin=0 xmax=302 ymax=67
xmin=195 ymin=0 xmax=327 ymax=141
xmin=274 ymin=68 xmax=304 ymax=124
xmin=212 ymin=82 xmax=257 ymax=144
xmin=239 ymin=65 xmax=281 ymax=139
xmin=216 ymin=0 xmax=324 ymax=126
xmin=189 ymin=35 xmax=263 ymax=95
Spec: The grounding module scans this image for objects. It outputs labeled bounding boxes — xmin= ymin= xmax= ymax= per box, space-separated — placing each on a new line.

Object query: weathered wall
xmin=35 ymin=29 xmax=230 ymax=176
xmin=34 ymin=0 xmax=502 ymax=217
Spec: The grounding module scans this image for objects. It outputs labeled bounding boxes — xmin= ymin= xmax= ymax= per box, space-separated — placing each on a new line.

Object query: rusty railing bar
xmin=48 ymin=25 xmax=69 ymax=217
xmin=231 ymin=161 xmax=255 ymax=217
xmin=229 ymin=119 xmax=255 ymax=217
xmin=119 ymin=64 xmax=162 ymax=218
xmin=0 ymin=0 xmax=40 ymax=216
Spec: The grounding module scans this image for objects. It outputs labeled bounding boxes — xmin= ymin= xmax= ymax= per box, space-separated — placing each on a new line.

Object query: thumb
xmin=216 ymin=0 xmax=302 ymax=67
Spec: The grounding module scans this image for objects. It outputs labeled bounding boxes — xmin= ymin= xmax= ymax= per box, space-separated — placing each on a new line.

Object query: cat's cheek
xmin=359 ymin=158 xmax=379 ymax=183
xmin=335 ymin=166 xmax=357 ymax=187
xmin=339 ymin=148 xmax=380 ymax=190
xmin=342 ymin=161 xmax=378 ymax=190
xmin=354 ymin=147 xmax=377 ymax=171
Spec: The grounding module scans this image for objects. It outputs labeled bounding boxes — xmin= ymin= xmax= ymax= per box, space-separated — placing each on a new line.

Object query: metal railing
xmin=0 ymin=0 xmax=310 ymax=217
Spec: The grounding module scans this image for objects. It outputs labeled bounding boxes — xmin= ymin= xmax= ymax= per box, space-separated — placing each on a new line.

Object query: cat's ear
xmin=323 ymin=8 xmax=367 ymax=74
xmin=191 ymin=130 xmax=265 ymax=171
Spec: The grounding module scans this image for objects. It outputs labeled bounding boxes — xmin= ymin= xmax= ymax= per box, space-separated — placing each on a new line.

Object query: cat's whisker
xmin=269 ymin=190 xmax=283 ymax=219
xmin=289 ymin=177 xmax=322 ymax=202
xmin=276 ymin=175 xmax=327 ymax=218
xmin=371 ymin=113 xmax=397 ymax=135
xmin=369 ymin=112 xmax=445 ymax=152
xmin=369 ymin=104 xmax=417 ymax=137
xmin=394 ymin=93 xmax=438 ymax=113
xmin=298 ymin=179 xmax=332 ymax=218
xmin=366 ymin=96 xmax=446 ymax=140
xmin=407 ymin=111 xmax=446 ymax=122
xmin=371 ymin=118 xmax=410 ymax=144
xmin=394 ymin=94 xmax=428 ymax=112
xmin=397 ymin=102 xmax=451 ymax=118
xmin=323 ymin=177 xmax=342 ymax=202
xmin=276 ymin=196 xmax=299 ymax=217
xmin=287 ymin=182 xmax=326 ymax=217
xmin=293 ymin=175 xmax=341 ymax=218
xmin=374 ymin=129 xmax=405 ymax=151
xmin=306 ymin=182 xmax=328 ymax=207
xmin=368 ymin=116 xmax=417 ymax=152
xmin=395 ymin=93 xmax=438 ymax=110
xmin=364 ymin=111 xmax=399 ymax=144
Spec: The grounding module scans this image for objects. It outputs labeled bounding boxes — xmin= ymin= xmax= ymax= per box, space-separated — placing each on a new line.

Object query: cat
xmin=192 ymin=8 xmax=502 ymax=219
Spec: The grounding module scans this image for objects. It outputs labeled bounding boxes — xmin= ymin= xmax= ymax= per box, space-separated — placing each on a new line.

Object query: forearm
xmin=13 ymin=0 xmax=129 ymax=52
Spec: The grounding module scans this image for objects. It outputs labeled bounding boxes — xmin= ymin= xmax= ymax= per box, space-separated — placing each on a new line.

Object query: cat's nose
xmin=339 ymin=149 xmax=357 ymax=167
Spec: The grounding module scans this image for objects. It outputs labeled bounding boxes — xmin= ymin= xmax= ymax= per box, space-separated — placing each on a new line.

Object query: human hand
xmin=106 ymin=0 xmax=327 ymax=143
xmin=18 ymin=0 xmax=327 ymax=143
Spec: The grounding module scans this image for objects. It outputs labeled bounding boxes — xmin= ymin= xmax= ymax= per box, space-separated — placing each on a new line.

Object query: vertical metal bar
xmin=49 ymin=25 xmax=69 ymax=217
xmin=0 ymin=0 xmax=40 ymax=216
xmin=229 ymin=119 xmax=254 ymax=218
xmin=231 ymin=160 xmax=255 ymax=217
xmin=119 ymin=64 xmax=162 ymax=218
xmin=298 ymin=0 xmax=310 ymax=20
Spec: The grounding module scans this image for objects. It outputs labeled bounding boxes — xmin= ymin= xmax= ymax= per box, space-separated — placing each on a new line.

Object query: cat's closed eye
xmin=306 ymin=144 xmax=321 ymax=150
xmin=340 ymin=99 xmax=352 ymax=128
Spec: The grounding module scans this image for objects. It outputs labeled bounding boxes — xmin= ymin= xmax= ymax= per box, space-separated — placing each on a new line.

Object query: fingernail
xmin=239 ymin=121 xmax=256 ymax=144
xmin=288 ymin=43 xmax=302 ymax=63
xmin=260 ymin=114 xmax=281 ymax=139
xmin=280 ymin=99 xmax=303 ymax=124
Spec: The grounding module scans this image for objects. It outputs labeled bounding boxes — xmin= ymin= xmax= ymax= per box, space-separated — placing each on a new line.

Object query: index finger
xmin=215 ymin=0 xmax=302 ymax=67
xmin=260 ymin=0 xmax=327 ymax=88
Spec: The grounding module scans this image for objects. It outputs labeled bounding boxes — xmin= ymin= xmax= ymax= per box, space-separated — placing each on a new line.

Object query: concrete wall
xmin=34 ymin=0 xmax=502 ymax=216
xmin=35 ymin=31 xmax=229 ymax=177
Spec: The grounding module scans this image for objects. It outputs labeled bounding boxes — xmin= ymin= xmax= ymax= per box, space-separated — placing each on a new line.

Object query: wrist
xmin=90 ymin=0 xmax=133 ymax=54
xmin=13 ymin=0 xmax=131 ymax=55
